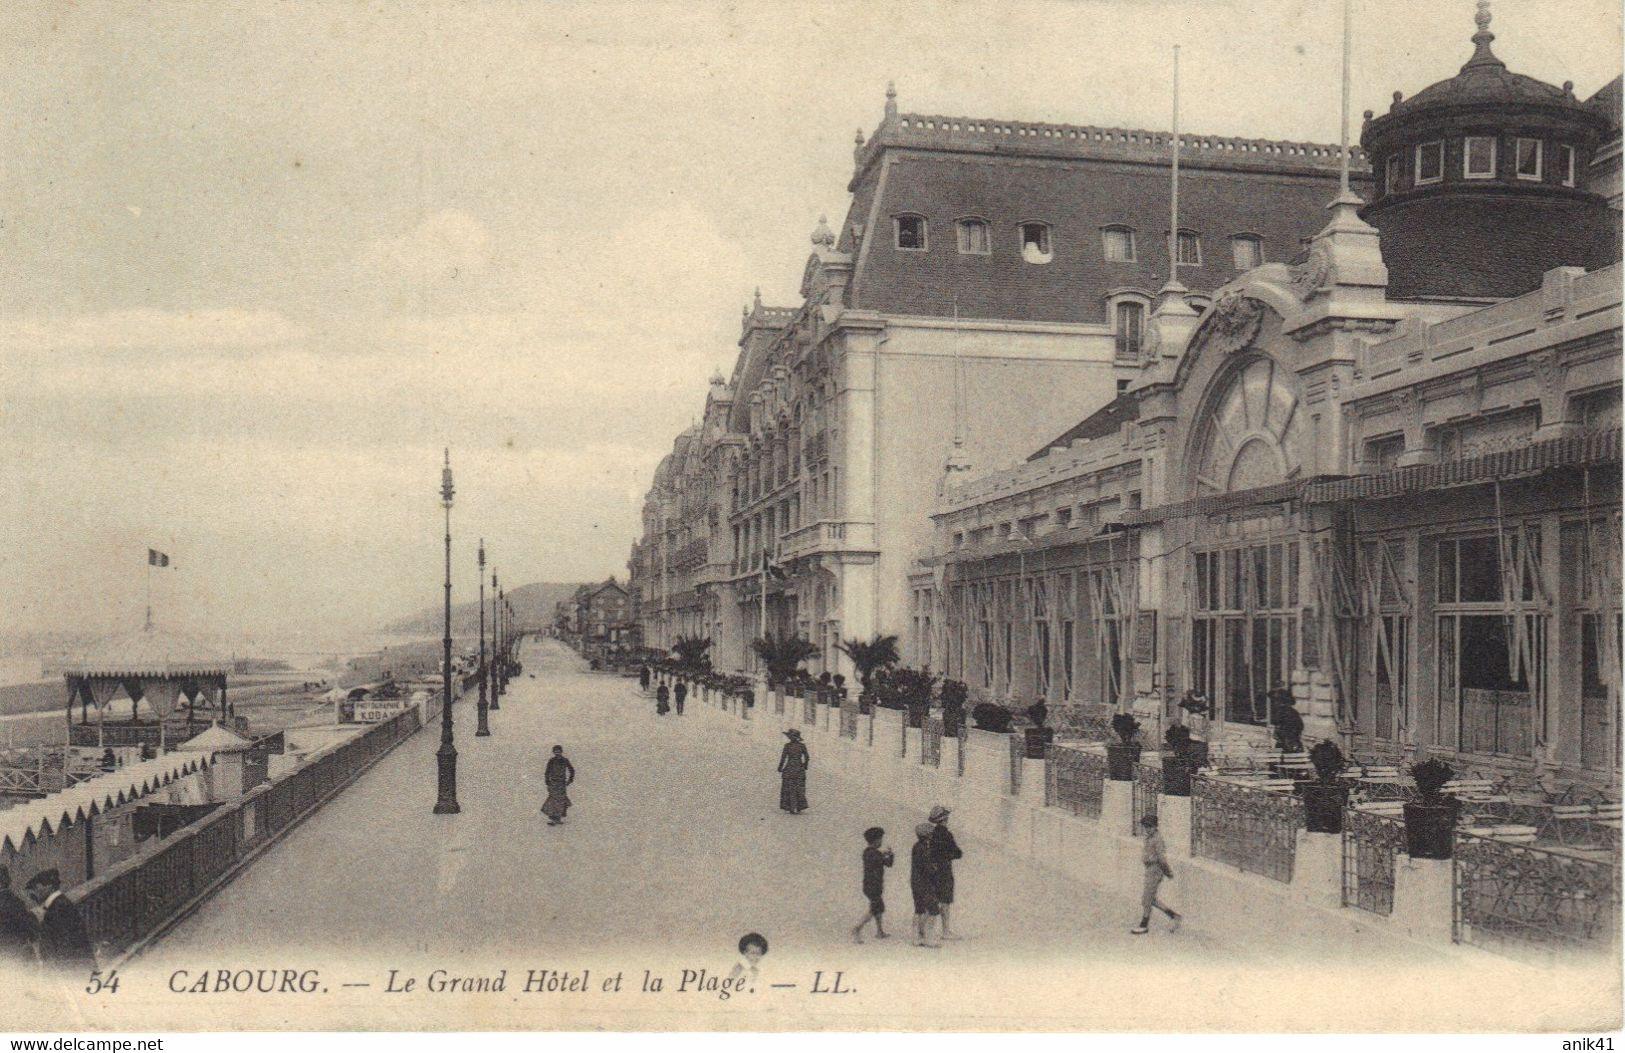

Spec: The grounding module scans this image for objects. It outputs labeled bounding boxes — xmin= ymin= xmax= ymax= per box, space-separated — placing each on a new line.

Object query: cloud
xmin=356 ymin=210 xmax=496 ymax=291
xmin=0 ymin=309 xmax=305 ymax=354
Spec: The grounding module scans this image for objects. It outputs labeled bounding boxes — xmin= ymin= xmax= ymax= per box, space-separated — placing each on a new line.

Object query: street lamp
xmin=489 ymin=571 xmax=502 ymax=709
xmin=476 ymin=539 xmax=490 ymax=737
xmin=434 ymin=449 xmax=460 ymax=814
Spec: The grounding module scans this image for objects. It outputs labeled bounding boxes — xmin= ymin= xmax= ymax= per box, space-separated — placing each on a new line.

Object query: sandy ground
xmin=4 ymin=638 xmax=1616 ymax=1032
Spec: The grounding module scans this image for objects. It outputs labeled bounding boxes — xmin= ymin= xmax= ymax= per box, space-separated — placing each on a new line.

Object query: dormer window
xmin=956 ymin=218 xmax=991 ymax=255
xmin=1115 ymin=300 xmax=1145 ymax=361
xmin=1102 ymin=226 xmax=1136 ymax=262
xmin=1176 ymin=230 xmax=1202 ymax=267
xmin=1384 ymin=154 xmax=1402 ymax=194
xmin=1230 ymin=234 xmax=1263 ymax=270
xmin=1516 ymin=138 xmax=1543 ymax=180
xmin=1464 ymin=136 xmax=1497 ymax=179
xmin=1416 ymin=140 xmax=1444 ymax=184
xmin=1020 ymin=222 xmax=1053 ymax=264
xmin=1560 ymin=144 xmax=1577 ymax=187
xmin=895 ymin=215 xmax=927 ymax=251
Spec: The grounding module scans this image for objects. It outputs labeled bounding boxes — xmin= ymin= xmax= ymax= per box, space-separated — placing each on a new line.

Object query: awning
xmin=1304 ymin=429 xmax=1621 ymax=504
xmin=1120 ymin=479 xmax=1314 ymax=525
xmin=925 ymin=525 xmax=1134 ymax=566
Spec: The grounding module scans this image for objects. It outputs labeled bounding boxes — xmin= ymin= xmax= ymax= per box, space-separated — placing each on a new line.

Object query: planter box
xmin=1106 ymin=742 xmax=1142 ymax=780
xmin=1023 ymin=726 xmax=1054 ymax=760
xmin=1301 ymin=782 xmax=1350 ymax=833
xmin=1403 ymin=801 xmax=1456 ymax=859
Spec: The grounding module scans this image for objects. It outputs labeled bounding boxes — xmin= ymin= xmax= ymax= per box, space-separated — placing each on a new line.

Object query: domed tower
xmin=1359 ymin=1 xmax=1620 ymax=299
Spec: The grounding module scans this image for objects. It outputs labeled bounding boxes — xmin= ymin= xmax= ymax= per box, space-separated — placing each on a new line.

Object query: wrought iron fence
xmin=1454 ymin=831 xmax=1621 ymax=957
xmin=1131 ymin=760 xmax=1164 ymax=836
xmin=1191 ymin=775 xmax=1304 ymax=883
xmin=77 ymin=705 xmax=422 ymax=962
xmin=773 ymin=691 xmax=785 ymax=716
xmin=1008 ymin=733 xmax=1025 ymax=795
xmin=1045 ymin=745 xmax=1107 ymax=820
xmin=1341 ymin=807 xmax=1405 ymax=916
xmin=839 ymin=701 xmax=859 ymax=740
xmin=921 ymin=717 xmax=944 ymax=768
xmin=803 ymin=695 xmax=817 ymax=725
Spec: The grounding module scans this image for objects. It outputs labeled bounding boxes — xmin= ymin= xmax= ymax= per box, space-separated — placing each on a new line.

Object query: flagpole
xmin=1339 ymin=0 xmax=1353 ymax=199
xmin=145 ymin=556 xmax=153 ymax=631
xmin=1169 ymin=44 xmax=1181 ymax=285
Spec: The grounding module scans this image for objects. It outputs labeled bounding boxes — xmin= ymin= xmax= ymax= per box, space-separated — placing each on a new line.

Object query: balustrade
xmin=1190 ymin=775 xmax=1304 ymax=883
xmin=1045 ymin=745 xmax=1106 ymax=819
xmin=1341 ymin=807 xmax=1405 ymax=916
xmin=1454 ymin=831 xmax=1621 ymax=957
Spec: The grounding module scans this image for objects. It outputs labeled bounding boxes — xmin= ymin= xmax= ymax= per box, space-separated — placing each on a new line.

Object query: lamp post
xmin=476 ymin=539 xmax=490 ymax=737
xmin=434 ymin=449 xmax=460 ymax=814
xmin=490 ymin=572 xmax=502 ymax=708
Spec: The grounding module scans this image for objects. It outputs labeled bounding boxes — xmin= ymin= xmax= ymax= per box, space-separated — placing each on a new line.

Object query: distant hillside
xmin=384 ymin=581 xmax=588 ymax=636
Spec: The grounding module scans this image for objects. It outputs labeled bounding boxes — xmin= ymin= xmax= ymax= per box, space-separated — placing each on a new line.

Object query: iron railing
xmin=1191 ymin=775 xmax=1304 ymax=883
xmin=773 ymin=691 xmax=785 ymax=716
xmin=1131 ymin=761 xmax=1164 ymax=836
xmin=1453 ymin=831 xmax=1621 ymax=957
xmin=803 ymin=695 xmax=818 ymax=725
xmin=921 ymin=717 xmax=944 ymax=768
xmin=76 ymin=705 xmax=422 ymax=962
xmin=1045 ymin=745 xmax=1107 ymax=820
xmin=839 ymin=701 xmax=859 ymax=740
xmin=1009 ymin=734 xmax=1025 ymax=795
xmin=1341 ymin=807 xmax=1405 ymax=916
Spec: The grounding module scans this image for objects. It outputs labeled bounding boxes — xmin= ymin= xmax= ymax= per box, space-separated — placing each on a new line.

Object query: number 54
xmin=85 ymin=970 xmax=121 ymax=994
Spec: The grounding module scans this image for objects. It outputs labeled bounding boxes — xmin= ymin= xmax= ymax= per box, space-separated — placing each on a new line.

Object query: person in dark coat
xmin=656 ymin=683 xmax=670 ymax=715
xmin=778 ymin=729 xmax=809 ymax=814
xmin=541 ymin=745 xmax=576 ymax=825
xmin=674 ymin=679 xmax=687 ymax=715
xmin=1270 ymin=688 xmax=1304 ymax=752
xmin=0 ymin=867 xmax=39 ymax=966
xmin=928 ymin=805 xmax=963 ymax=939
xmin=909 ymin=823 xmax=941 ymax=948
xmin=24 ymin=870 xmax=93 ymax=972
xmin=639 ymin=665 xmax=651 ymax=692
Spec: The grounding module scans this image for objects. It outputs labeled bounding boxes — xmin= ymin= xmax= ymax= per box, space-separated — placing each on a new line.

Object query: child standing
xmin=1132 ymin=815 xmax=1181 ymax=934
xmin=909 ymin=823 xmax=942 ymax=948
xmin=852 ymin=826 xmax=894 ymax=943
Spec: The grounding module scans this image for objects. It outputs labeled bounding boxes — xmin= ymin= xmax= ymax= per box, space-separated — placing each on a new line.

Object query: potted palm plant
xmin=1403 ymin=758 xmax=1457 ymax=859
xmin=1161 ymin=724 xmax=1195 ymax=796
xmin=1301 ymin=740 xmax=1350 ymax=833
xmin=1107 ymin=713 xmax=1142 ymax=780
xmin=837 ymin=634 xmax=900 ymax=703
xmin=889 ymin=667 xmax=937 ymax=728
xmin=751 ymin=633 xmax=819 ymax=688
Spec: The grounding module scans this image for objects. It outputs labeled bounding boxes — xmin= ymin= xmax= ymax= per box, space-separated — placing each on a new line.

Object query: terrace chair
xmin=1352 ymin=765 xmax=1407 ymax=802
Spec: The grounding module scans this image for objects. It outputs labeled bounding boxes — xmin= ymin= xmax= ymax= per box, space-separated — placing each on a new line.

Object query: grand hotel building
xmin=632 ymin=8 xmax=1622 ymax=783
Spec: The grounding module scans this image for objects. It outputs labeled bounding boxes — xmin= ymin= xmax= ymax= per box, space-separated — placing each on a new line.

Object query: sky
xmin=0 ymin=0 xmax=1618 ymax=644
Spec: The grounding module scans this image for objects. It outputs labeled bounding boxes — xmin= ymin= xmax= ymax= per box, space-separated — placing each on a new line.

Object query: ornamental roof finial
xmin=884 ymin=81 xmax=898 ymax=119
xmin=811 ymin=214 xmax=834 ymax=248
xmin=1466 ymin=0 xmax=1503 ymax=69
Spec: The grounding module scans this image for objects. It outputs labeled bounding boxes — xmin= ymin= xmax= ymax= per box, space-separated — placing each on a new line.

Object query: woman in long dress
xmin=778 ymin=730 xmax=809 ymax=814
xmin=542 ymin=745 xmax=575 ymax=825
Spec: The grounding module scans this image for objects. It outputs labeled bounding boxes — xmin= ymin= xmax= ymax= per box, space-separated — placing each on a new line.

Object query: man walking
xmin=674 ymin=679 xmax=687 ymax=715
xmin=927 ymin=805 xmax=963 ymax=939
xmin=541 ymin=745 xmax=576 ymax=826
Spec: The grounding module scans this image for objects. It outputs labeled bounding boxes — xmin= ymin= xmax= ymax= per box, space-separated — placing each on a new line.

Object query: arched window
xmin=1229 ymin=234 xmax=1263 ymax=271
xmin=1019 ymin=222 xmax=1053 ymax=263
xmin=956 ymin=218 xmax=991 ymax=255
xmin=894 ymin=214 xmax=927 ymax=251
xmin=1101 ymin=225 xmax=1136 ymax=263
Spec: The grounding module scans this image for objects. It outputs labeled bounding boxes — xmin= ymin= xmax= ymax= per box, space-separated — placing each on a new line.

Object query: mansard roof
xmin=843 ymin=118 xmax=1359 ymax=325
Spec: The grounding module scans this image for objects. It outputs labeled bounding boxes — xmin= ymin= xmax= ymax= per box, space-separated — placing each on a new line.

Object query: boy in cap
xmin=24 ymin=869 xmax=94 ymax=969
xmin=909 ymin=823 xmax=941 ymax=948
xmin=1131 ymin=815 xmax=1181 ymax=934
xmin=851 ymin=826 xmax=894 ymax=943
